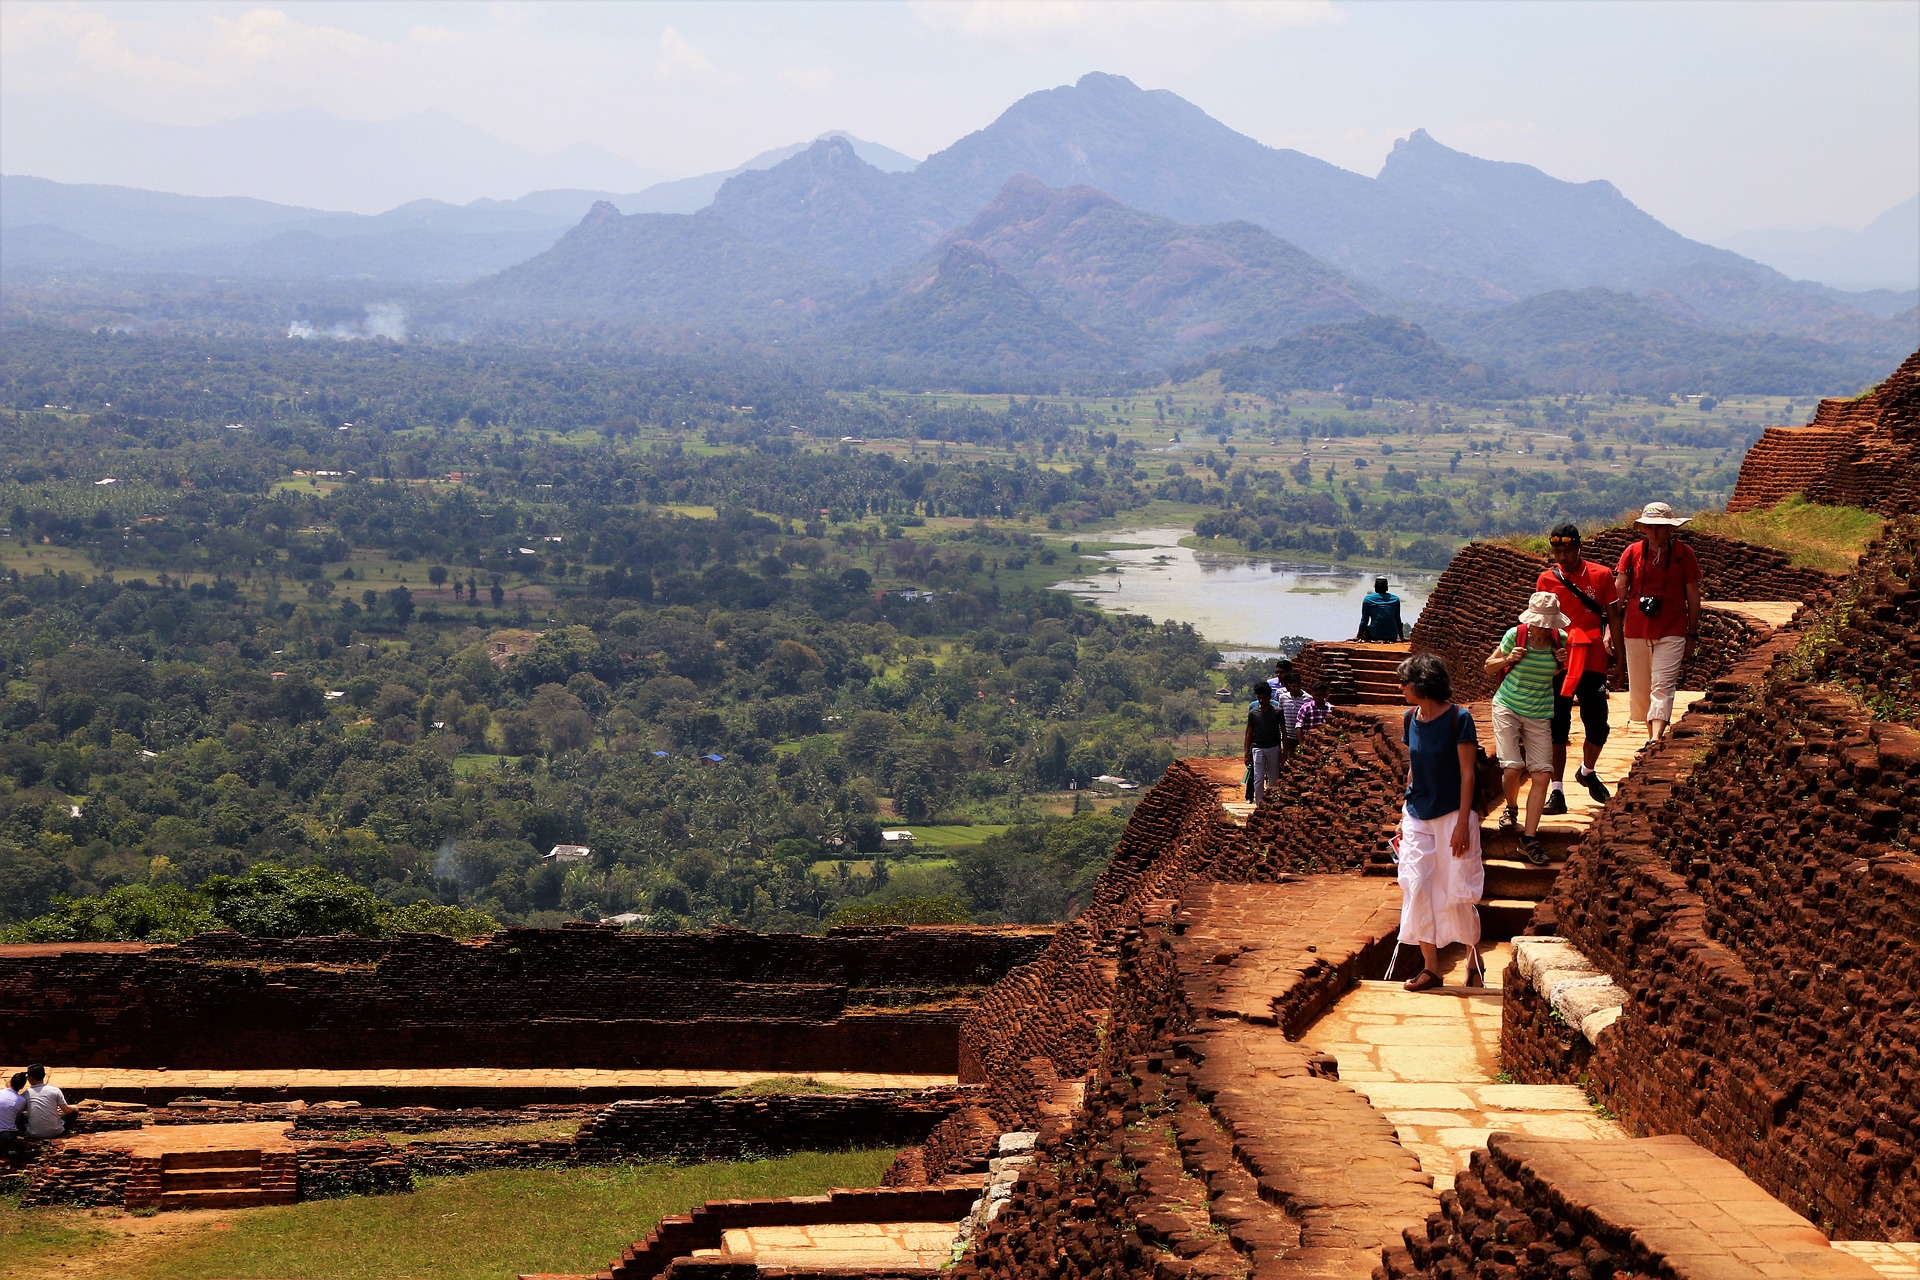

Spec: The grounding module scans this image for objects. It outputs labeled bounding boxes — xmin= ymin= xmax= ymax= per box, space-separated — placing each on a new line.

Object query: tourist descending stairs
xmin=1299 ymin=640 xmax=1410 ymax=706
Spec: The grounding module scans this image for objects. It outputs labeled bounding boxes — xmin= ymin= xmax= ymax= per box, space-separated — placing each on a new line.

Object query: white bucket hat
xmin=1634 ymin=501 xmax=1691 ymax=527
xmin=1518 ymin=590 xmax=1568 ymax=630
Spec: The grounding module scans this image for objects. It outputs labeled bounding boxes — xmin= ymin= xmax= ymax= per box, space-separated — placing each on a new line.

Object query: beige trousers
xmin=1625 ymin=635 xmax=1687 ymax=723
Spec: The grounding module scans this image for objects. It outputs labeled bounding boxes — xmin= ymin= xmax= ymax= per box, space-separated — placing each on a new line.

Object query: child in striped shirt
xmin=1483 ymin=591 xmax=1568 ymax=865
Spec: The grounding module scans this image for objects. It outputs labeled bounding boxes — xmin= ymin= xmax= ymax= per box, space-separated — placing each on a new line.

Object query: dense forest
xmin=0 ymin=327 xmax=1765 ymax=940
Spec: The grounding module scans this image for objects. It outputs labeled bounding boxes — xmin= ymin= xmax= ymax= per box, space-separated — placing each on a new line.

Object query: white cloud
xmin=655 ymin=25 xmax=738 ymax=86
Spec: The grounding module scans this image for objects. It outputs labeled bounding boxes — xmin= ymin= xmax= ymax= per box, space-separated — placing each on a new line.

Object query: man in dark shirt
xmin=1244 ymin=682 xmax=1286 ymax=804
xmin=1356 ymin=578 xmax=1403 ymax=641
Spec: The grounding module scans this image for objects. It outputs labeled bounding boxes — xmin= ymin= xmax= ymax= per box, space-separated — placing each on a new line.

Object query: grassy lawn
xmin=57 ymin=1150 xmax=897 ymax=1280
xmin=0 ymin=1198 xmax=116 ymax=1280
xmin=1688 ymin=496 xmax=1882 ymax=575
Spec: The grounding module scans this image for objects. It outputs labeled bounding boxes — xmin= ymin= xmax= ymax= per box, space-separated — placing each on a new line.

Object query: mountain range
xmin=4 ymin=74 xmax=1915 ymax=394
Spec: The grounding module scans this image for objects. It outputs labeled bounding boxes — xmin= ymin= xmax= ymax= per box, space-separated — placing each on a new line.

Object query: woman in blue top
xmin=1394 ymin=652 xmax=1484 ymax=992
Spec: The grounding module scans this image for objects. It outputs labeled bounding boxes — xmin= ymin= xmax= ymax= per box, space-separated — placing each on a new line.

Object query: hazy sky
xmin=3 ymin=0 xmax=1915 ymax=238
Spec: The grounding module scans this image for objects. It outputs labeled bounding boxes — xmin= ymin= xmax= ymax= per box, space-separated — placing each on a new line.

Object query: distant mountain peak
xmin=1075 ymin=71 xmax=1142 ymax=92
xmin=580 ymin=199 xmax=622 ymax=227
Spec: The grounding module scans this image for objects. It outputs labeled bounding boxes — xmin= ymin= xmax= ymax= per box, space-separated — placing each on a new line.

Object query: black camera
xmin=1637 ymin=595 xmax=1661 ymax=618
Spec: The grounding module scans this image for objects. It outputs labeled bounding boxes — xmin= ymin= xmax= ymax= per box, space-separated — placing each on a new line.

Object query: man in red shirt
xmin=1536 ymin=524 xmax=1621 ymax=813
xmin=1614 ymin=502 xmax=1703 ymax=747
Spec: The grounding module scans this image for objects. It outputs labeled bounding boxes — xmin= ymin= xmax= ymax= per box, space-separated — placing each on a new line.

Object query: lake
xmin=1053 ymin=526 xmax=1438 ymax=653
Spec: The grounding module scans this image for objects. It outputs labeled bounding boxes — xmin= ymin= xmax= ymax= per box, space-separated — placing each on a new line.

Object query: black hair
xmin=1550 ymin=522 xmax=1582 ymax=544
xmin=1396 ymin=652 xmax=1452 ymax=703
xmin=1252 ymin=682 xmax=1273 ymax=702
xmin=26 ymin=1064 xmax=46 ymax=1083
xmin=1373 ymin=577 xmax=1390 ymax=593
xmin=1283 ymin=669 xmax=1302 ymax=686
xmin=8 ymin=1072 xmax=24 ymax=1091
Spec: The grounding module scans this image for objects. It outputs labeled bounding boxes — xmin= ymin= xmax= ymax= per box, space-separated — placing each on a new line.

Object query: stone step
xmin=156 ymin=1188 xmax=294 ymax=1211
xmin=1481 ymin=858 xmax=1558 ymax=900
xmin=1477 ymin=898 xmax=1540 ymax=940
xmin=161 ymin=1148 xmax=263 ymax=1171
xmin=162 ymin=1166 xmax=262 ymax=1192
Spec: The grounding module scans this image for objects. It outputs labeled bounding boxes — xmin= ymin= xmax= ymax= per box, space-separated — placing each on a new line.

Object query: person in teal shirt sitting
xmin=1356 ymin=577 xmax=1403 ymax=641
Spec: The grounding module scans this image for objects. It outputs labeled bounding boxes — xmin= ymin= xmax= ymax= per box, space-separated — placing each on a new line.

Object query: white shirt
xmin=24 ymin=1083 xmax=68 ymax=1138
xmin=1272 ymin=687 xmax=1306 ymax=735
xmin=0 ymin=1087 xmax=23 ymax=1135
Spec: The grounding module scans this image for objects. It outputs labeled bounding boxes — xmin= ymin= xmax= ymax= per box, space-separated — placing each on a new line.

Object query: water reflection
xmin=1054 ymin=526 xmax=1438 ymax=650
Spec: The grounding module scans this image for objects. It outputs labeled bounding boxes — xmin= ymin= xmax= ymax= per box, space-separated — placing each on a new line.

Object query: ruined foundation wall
xmin=0 ymin=925 xmax=1050 ymax=1072
xmin=1728 ymin=348 xmax=1920 ymax=516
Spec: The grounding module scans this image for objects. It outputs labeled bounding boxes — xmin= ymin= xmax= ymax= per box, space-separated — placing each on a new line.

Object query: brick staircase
xmin=133 ymin=1148 xmax=296 ymax=1211
xmin=1316 ymin=640 xmax=1410 ymax=704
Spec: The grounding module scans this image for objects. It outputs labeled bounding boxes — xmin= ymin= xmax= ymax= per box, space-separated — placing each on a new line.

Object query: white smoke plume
xmin=288 ymin=301 xmax=409 ymax=342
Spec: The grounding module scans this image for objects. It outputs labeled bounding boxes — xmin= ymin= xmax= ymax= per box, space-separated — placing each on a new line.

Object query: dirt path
xmin=9 ymin=1208 xmax=231 ymax=1280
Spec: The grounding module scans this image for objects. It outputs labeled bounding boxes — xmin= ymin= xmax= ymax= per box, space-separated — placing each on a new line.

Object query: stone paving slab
xmin=709 ymin=1220 xmax=955 ymax=1267
xmin=1302 ymin=941 xmax=1627 ymax=1192
xmin=1833 ymin=1242 xmax=1920 ymax=1280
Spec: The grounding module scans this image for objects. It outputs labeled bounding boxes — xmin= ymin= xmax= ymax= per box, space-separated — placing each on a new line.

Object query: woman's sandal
xmin=1403 ymin=968 xmax=1444 ymax=992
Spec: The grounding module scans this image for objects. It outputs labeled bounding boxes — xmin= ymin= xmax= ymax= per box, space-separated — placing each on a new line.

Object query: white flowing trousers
xmin=1396 ymin=805 xmax=1484 ymax=951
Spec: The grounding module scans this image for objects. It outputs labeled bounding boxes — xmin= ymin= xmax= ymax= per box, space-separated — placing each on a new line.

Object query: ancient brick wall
xmin=951 ymin=760 xmax=1230 ymax=1132
xmin=294 ymin=1139 xmax=414 ymax=1199
xmin=0 ymin=925 xmax=1048 ymax=1073
xmin=1532 ymin=521 xmax=1920 ymax=1238
xmin=1729 ymin=348 xmax=1920 ymax=515
xmin=1236 ymin=712 xmax=1406 ymax=877
xmin=1497 ymin=964 xmax=1594 ymax=1085
xmin=17 ymin=1146 xmax=129 ymax=1208
xmin=1408 ymin=542 xmax=1546 ymax=702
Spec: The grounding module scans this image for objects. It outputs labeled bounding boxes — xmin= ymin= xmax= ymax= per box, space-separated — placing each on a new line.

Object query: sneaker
xmin=1541 ymin=789 xmax=1568 ymax=816
xmin=1520 ymin=835 xmax=1551 ymax=866
xmin=1497 ymin=804 xmax=1520 ymax=833
xmin=1576 ymin=766 xmax=1611 ymax=804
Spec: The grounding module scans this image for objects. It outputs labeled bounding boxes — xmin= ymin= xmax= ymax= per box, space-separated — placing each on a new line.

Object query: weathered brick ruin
xmin=1730 ymin=351 xmax=1920 ymax=514
xmin=0 ymin=925 xmax=1049 ymax=1075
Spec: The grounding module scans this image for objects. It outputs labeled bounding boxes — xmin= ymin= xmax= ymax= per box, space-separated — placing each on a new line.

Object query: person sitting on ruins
xmin=1614 ymin=503 xmax=1702 ymax=748
xmin=0 ymin=1072 xmax=25 ymax=1145
xmin=1537 ymin=523 xmax=1622 ymax=813
xmin=21 ymin=1064 xmax=77 ymax=1140
xmin=1393 ymin=652 xmax=1485 ymax=992
xmin=1296 ymin=679 xmax=1331 ymax=737
xmin=1484 ymin=592 xmax=1568 ymax=866
xmin=1244 ymin=682 xmax=1286 ymax=805
xmin=1356 ymin=577 xmax=1404 ymax=642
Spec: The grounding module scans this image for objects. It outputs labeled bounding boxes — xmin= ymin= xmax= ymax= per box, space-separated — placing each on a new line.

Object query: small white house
xmin=1093 ymin=774 xmax=1138 ymax=791
xmin=544 ymin=844 xmax=591 ymax=863
xmin=880 ymin=830 xmax=917 ymax=844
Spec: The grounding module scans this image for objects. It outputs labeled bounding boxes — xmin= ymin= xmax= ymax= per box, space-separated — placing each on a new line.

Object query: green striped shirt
xmin=1493 ymin=626 xmax=1562 ymax=719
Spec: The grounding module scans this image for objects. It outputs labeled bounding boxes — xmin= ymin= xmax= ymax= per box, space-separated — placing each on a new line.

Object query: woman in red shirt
xmin=1613 ymin=503 xmax=1702 ymax=746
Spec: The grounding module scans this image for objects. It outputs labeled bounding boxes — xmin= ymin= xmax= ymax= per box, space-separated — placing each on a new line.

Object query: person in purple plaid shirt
xmin=1296 ymin=679 xmax=1331 ymax=736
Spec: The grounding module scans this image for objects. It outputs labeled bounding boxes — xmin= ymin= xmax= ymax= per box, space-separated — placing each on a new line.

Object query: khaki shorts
xmin=1491 ymin=704 xmax=1553 ymax=774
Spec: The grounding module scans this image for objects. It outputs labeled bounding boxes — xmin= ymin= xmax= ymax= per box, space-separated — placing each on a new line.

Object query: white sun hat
xmin=1518 ymin=590 xmax=1569 ymax=630
xmin=1634 ymin=501 xmax=1692 ymax=527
